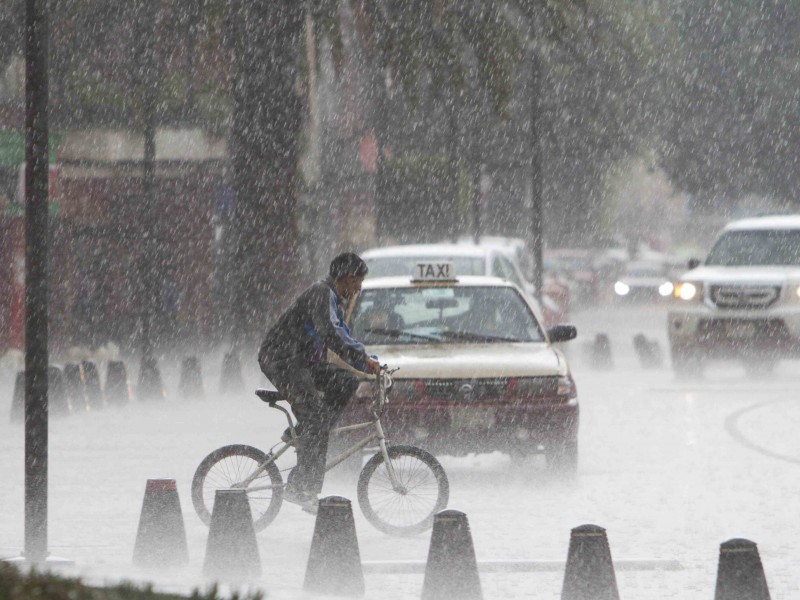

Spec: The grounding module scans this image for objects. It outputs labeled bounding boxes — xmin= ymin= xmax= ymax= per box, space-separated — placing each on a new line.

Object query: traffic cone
xmin=104 ymin=360 xmax=132 ymax=406
xmin=63 ymin=363 xmax=88 ymax=411
xmin=81 ymin=360 xmax=104 ymax=409
xmin=178 ymin=356 xmax=205 ymax=399
xmin=132 ymin=479 xmax=189 ymax=568
xmin=203 ymin=489 xmax=261 ymax=581
xmin=138 ymin=355 xmax=165 ymax=401
xmin=561 ymin=524 xmax=619 ymax=600
xmin=219 ymin=350 xmax=245 ymax=395
xmin=49 ymin=366 xmax=71 ymax=417
xmin=9 ymin=370 xmax=24 ymax=423
xmin=304 ymin=496 xmax=364 ymax=597
xmin=714 ymin=538 xmax=771 ymax=600
xmin=422 ymin=510 xmax=482 ymax=600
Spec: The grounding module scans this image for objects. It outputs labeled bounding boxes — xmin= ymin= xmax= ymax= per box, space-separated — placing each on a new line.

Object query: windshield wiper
xmin=364 ymin=327 xmax=442 ymax=343
xmin=440 ymin=330 xmax=522 ymax=343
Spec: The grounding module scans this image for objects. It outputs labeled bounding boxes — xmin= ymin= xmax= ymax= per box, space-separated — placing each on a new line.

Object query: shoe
xmin=282 ymin=485 xmax=318 ymax=515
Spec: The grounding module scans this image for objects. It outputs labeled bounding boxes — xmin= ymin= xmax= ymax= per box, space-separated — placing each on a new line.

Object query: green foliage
xmin=378 ymin=152 xmax=471 ymax=242
xmin=0 ymin=563 xmax=264 ymax=600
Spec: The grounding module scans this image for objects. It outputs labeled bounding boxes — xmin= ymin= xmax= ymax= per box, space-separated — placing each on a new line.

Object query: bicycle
xmin=191 ymin=366 xmax=450 ymax=536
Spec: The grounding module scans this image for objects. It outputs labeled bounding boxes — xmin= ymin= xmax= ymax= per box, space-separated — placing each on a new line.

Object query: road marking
xmin=724 ymin=398 xmax=800 ymax=466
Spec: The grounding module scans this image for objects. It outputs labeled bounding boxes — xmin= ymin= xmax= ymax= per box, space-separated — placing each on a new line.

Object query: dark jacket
xmin=258 ymin=278 xmax=368 ymax=371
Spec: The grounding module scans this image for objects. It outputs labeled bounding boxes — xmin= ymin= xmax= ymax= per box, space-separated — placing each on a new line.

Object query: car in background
xmin=335 ymin=262 xmax=580 ymax=472
xmin=668 ymin=214 xmax=800 ymax=375
xmin=362 ymin=242 xmax=568 ymax=327
xmin=544 ymin=248 xmax=600 ymax=308
xmin=613 ymin=260 xmax=676 ymax=301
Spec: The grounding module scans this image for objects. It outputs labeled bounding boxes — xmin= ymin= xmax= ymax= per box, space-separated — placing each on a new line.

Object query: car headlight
xmin=556 ymin=375 xmax=577 ymax=398
xmin=795 ymin=284 xmax=800 ymax=301
xmin=355 ymin=381 xmax=373 ymax=399
xmin=674 ymin=281 xmax=702 ymax=301
xmin=614 ymin=281 xmax=630 ymax=296
xmin=658 ymin=281 xmax=674 ymax=297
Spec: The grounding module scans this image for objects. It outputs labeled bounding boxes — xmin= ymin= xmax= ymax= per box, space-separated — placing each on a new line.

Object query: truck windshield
xmin=706 ymin=230 xmax=800 ymax=266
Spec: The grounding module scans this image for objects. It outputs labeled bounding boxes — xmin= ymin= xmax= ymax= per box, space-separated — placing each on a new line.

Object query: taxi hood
xmin=370 ymin=343 xmax=567 ymax=379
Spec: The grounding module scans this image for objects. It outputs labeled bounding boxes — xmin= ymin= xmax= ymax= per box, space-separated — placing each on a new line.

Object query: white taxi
xmin=339 ymin=261 xmax=580 ymax=472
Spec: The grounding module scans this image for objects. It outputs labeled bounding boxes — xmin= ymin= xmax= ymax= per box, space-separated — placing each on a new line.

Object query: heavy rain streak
xmin=1 ymin=2 xmax=799 ymax=599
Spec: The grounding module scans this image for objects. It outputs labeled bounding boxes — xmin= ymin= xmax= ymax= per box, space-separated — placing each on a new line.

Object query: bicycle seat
xmin=255 ymin=388 xmax=283 ymax=405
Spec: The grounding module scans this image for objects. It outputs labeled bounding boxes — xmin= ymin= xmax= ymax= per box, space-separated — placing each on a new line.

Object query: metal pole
xmin=24 ymin=0 xmax=49 ymax=564
xmin=139 ymin=0 xmax=157 ymax=365
xmin=530 ymin=46 xmax=543 ymax=306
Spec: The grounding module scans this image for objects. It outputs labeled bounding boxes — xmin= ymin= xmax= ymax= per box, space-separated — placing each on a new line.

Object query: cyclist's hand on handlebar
xmin=365 ymin=357 xmax=381 ymax=374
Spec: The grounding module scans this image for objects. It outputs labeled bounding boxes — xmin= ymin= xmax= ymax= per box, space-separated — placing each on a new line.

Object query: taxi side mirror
xmin=547 ymin=324 xmax=577 ymax=343
xmin=687 ymin=258 xmax=701 ymax=270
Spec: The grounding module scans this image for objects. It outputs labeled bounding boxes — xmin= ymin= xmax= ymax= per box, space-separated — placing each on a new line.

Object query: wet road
xmin=1 ymin=300 xmax=799 ymax=599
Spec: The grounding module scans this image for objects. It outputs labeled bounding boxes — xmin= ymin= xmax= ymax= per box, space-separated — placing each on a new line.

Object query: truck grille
xmin=709 ymin=285 xmax=780 ymax=309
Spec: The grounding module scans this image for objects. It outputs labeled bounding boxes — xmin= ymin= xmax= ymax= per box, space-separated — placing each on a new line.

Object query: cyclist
xmin=258 ymin=252 xmax=380 ymax=513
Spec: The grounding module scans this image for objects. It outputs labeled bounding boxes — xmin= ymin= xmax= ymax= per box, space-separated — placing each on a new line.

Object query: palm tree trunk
xmin=228 ymin=1 xmax=305 ymax=347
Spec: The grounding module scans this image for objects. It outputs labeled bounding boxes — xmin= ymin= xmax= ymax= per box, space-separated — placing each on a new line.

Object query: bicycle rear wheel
xmin=357 ymin=445 xmax=449 ymax=536
xmin=191 ymin=444 xmax=283 ymax=532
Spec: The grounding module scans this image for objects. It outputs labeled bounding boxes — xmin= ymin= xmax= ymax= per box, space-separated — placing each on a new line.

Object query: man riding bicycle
xmin=258 ymin=252 xmax=380 ymax=513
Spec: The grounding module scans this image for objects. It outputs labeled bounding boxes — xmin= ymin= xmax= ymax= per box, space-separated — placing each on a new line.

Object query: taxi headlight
xmin=556 ymin=375 xmax=577 ymax=399
xmin=795 ymin=285 xmax=800 ymax=301
xmin=658 ymin=281 xmax=674 ymax=297
xmin=355 ymin=381 xmax=373 ymax=399
xmin=674 ymin=281 xmax=702 ymax=301
xmin=614 ymin=281 xmax=630 ymax=296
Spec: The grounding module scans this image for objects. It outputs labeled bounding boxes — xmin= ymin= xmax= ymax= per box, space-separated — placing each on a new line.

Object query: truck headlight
xmin=674 ymin=281 xmax=702 ymax=301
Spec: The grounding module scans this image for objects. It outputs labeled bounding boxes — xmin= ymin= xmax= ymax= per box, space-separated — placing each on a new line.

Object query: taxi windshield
xmin=350 ymin=286 xmax=544 ymax=345
xmin=365 ymin=256 xmax=486 ymax=278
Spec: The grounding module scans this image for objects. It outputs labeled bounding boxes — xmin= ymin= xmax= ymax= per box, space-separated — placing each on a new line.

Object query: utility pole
xmin=136 ymin=0 xmax=163 ymax=399
xmin=23 ymin=0 xmax=49 ymax=564
xmin=529 ymin=44 xmax=543 ymax=306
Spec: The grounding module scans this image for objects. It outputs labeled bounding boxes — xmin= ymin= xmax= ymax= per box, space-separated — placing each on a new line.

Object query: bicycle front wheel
xmin=191 ymin=444 xmax=283 ymax=532
xmin=357 ymin=445 xmax=449 ymax=536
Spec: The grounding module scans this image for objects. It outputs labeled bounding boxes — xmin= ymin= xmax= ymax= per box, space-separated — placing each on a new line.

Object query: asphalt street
xmin=1 ymin=300 xmax=799 ymax=599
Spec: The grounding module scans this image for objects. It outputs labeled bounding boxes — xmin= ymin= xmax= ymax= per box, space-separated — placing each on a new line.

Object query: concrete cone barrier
xmin=9 ymin=370 xmax=24 ymax=423
xmin=219 ymin=351 xmax=245 ymax=394
xmin=81 ymin=360 xmax=105 ymax=409
xmin=138 ymin=355 xmax=165 ymax=401
xmin=178 ymin=356 xmax=205 ymax=399
xmin=589 ymin=334 xmax=614 ymax=370
xmin=561 ymin=524 xmax=619 ymax=600
xmin=422 ymin=509 xmax=482 ymax=600
xmin=203 ymin=489 xmax=261 ymax=581
xmin=132 ymin=479 xmax=189 ymax=568
xmin=64 ymin=363 xmax=88 ymax=411
xmin=105 ymin=360 xmax=132 ymax=406
xmin=633 ymin=333 xmax=664 ymax=369
xmin=714 ymin=538 xmax=771 ymax=600
xmin=303 ymin=496 xmax=364 ymax=597
xmin=49 ymin=366 xmax=71 ymax=417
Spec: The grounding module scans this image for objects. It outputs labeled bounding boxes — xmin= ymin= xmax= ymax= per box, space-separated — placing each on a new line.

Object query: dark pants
xmin=261 ymin=357 xmax=359 ymax=495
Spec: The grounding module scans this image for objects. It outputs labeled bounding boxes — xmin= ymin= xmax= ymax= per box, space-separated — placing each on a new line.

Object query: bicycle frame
xmin=235 ymin=369 xmax=404 ymax=494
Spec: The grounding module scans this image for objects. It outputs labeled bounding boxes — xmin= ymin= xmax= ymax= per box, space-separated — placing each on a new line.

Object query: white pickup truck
xmin=668 ymin=214 xmax=800 ymax=375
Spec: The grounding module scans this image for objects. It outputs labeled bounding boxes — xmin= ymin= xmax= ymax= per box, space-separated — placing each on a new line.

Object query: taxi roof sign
xmin=412 ymin=261 xmax=457 ymax=282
